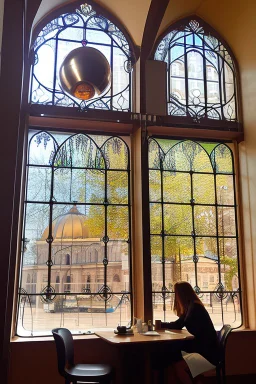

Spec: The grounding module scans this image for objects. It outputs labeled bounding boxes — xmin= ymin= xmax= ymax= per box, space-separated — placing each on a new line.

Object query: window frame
xmin=151 ymin=15 xmax=242 ymax=132
xmin=13 ymin=7 xmax=245 ymax=337
xmin=16 ymin=127 xmax=133 ymax=337
xmin=29 ymin=0 xmax=140 ymax=120
xmin=148 ymin=136 xmax=243 ymax=327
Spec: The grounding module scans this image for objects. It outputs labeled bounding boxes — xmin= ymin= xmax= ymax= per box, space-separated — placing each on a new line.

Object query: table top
xmin=95 ymin=329 xmax=194 ymax=344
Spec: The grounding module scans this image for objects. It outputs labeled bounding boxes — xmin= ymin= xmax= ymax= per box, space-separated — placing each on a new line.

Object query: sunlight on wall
xmin=33 ymin=0 xmax=150 ymax=45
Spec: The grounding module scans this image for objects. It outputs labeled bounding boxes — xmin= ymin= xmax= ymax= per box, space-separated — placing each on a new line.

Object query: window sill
xmin=11 ymin=326 xmax=255 ymax=343
xmin=11 ymin=334 xmax=99 ymax=343
xmin=232 ymin=326 xmax=256 ymax=333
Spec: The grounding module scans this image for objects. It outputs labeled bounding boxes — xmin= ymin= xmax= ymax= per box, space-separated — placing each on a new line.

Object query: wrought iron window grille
xmin=153 ymin=16 xmax=241 ymax=131
xmin=30 ymin=2 xmax=136 ymax=113
xmin=149 ymin=138 xmax=242 ymax=326
xmin=17 ymin=129 xmax=132 ymax=336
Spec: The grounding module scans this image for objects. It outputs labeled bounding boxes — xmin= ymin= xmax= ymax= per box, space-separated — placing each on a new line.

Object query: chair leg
xmin=100 ymin=378 xmax=112 ymax=384
xmin=216 ymin=366 xmax=222 ymax=384
xmin=222 ymin=365 xmax=227 ymax=384
xmin=153 ymin=368 xmax=165 ymax=384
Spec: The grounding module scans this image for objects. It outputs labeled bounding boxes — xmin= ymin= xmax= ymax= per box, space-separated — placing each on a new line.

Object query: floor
xmin=205 ymin=375 xmax=256 ymax=383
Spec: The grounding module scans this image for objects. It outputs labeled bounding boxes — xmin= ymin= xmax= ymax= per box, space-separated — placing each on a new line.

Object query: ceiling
xmin=33 ymin=0 xmax=256 ymax=65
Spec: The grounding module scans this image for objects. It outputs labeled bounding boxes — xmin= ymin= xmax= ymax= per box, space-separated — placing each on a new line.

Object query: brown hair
xmin=173 ymin=281 xmax=203 ymax=316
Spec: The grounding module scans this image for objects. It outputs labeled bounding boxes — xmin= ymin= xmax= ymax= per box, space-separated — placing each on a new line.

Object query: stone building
xmin=21 ymin=204 xmax=129 ymax=310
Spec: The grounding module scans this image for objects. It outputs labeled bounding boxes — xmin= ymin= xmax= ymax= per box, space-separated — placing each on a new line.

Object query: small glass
xmin=142 ymin=322 xmax=148 ymax=333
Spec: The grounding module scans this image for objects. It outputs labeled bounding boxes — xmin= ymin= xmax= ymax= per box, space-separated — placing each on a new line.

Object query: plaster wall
xmin=198 ymin=0 xmax=256 ymax=330
xmin=33 ymin=0 xmax=150 ymax=45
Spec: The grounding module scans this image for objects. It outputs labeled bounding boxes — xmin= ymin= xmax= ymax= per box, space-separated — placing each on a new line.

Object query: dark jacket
xmin=161 ymin=301 xmax=219 ymax=365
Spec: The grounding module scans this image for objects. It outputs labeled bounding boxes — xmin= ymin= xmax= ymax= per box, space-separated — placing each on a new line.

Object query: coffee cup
xmin=117 ymin=325 xmax=127 ymax=334
xmin=154 ymin=320 xmax=162 ymax=331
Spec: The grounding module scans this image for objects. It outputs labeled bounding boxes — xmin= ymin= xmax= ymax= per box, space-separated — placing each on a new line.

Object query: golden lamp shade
xmin=59 ymin=46 xmax=111 ymax=101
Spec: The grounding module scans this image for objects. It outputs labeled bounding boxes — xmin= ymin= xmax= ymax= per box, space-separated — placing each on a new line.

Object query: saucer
xmin=114 ymin=329 xmax=134 ymax=336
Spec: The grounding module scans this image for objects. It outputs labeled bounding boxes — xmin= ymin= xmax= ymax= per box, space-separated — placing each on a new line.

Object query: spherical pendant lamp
xmin=59 ymin=46 xmax=111 ymax=101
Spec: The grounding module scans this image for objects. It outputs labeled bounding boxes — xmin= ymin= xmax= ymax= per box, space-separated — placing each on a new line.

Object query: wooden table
xmin=95 ymin=330 xmax=194 ymax=384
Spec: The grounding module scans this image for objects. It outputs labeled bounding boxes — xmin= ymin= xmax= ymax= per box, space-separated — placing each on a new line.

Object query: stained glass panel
xmin=154 ymin=18 xmax=238 ymax=126
xmin=149 ymin=138 xmax=241 ymax=327
xmin=30 ymin=3 xmax=133 ymax=112
xmin=163 ymin=172 xmax=191 ymax=203
xmin=18 ymin=130 xmax=131 ymax=336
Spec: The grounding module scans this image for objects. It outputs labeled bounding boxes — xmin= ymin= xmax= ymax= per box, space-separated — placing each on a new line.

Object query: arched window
xmin=154 ymin=17 xmax=240 ymax=129
xmin=113 ymin=274 xmax=120 ymax=282
xmin=30 ymin=2 xmax=136 ymax=112
xmin=86 ymin=275 xmax=91 ymax=291
xmin=66 ymin=274 xmax=71 ymax=292
xmin=18 ymin=129 xmax=131 ymax=335
xmin=55 ymin=275 xmax=60 ymax=293
xmin=66 ymin=254 xmax=71 ymax=265
xmin=149 ymin=138 xmax=241 ymax=327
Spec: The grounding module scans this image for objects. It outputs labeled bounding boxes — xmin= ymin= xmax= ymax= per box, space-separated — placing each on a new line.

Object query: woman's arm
xmin=160 ymin=315 xmax=185 ymax=330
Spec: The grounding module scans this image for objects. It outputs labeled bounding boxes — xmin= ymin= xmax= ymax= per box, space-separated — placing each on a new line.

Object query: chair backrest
xmin=218 ymin=324 xmax=232 ymax=363
xmin=52 ymin=328 xmax=75 ymax=376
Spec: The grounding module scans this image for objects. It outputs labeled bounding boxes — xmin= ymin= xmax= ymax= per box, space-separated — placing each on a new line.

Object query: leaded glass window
xmin=30 ymin=3 xmax=133 ymax=111
xmin=154 ymin=18 xmax=239 ymax=127
xmin=149 ymin=138 xmax=241 ymax=327
xmin=17 ymin=130 xmax=131 ymax=336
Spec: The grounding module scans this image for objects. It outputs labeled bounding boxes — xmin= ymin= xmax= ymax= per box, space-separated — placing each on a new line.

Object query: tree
xmin=149 ymin=138 xmax=238 ymax=291
xmin=220 ymin=256 xmax=238 ymax=290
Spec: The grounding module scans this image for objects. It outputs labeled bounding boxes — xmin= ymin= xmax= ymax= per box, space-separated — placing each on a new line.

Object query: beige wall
xmin=33 ymin=0 xmax=151 ymax=45
xmin=198 ymin=0 xmax=256 ymax=330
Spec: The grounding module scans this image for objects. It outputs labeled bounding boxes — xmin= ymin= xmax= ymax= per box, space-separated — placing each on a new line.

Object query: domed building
xmin=21 ymin=204 xmax=127 ymax=310
xmin=22 ymin=205 xmax=230 ymax=311
xmin=41 ymin=204 xmax=90 ymax=241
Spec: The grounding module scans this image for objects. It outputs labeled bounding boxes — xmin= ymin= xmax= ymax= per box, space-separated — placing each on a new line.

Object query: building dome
xmin=41 ymin=205 xmax=89 ymax=240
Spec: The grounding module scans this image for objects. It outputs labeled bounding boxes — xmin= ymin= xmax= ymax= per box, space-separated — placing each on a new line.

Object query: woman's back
xmin=185 ymin=302 xmax=219 ymax=365
xmin=185 ymin=302 xmax=216 ymax=340
xmin=162 ymin=301 xmax=219 ymax=365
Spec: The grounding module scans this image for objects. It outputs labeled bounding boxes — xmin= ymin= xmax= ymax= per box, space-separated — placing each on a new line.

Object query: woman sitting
xmin=161 ymin=281 xmax=219 ymax=383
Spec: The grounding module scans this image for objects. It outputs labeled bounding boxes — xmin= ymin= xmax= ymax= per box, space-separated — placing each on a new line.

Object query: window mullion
xmin=104 ymin=168 xmax=108 ymax=302
xmin=217 ymin=42 xmax=225 ymax=120
xmin=184 ymin=38 xmax=189 ymax=117
xmin=160 ymin=159 xmax=167 ymax=318
xmin=202 ymin=36 xmax=208 ymax=119
xmin=190 ymin=171 xmax=198 ymax=289
xmin=45 ymin=164 xmax=55 ymax=295
xmin=141 ymin=128 xmax=153 ymax=322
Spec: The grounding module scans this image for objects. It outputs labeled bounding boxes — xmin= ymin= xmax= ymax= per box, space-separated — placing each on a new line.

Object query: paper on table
xmin=164 ymin=330 xmax=180 ymax=335
xmin=181 ymin=351 xmax=216 ymax=378
xmin=164 ymin=330 xmax=188 ymax=338
xmin=141 ymin=331 xmax=160 ymax=336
